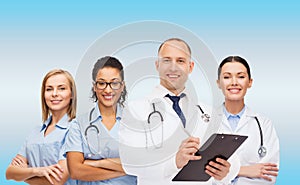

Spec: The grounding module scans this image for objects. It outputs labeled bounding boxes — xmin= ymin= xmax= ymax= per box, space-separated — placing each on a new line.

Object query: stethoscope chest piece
xmin=258 ymin=145 xmax=267 ymax=158
xmin=201 ymin=113 xmax=210 ymax=122
xmin=197 ymin=105 xmax=210 ymax=122
xmin=254 ymin=116 xmax=267 ymax=158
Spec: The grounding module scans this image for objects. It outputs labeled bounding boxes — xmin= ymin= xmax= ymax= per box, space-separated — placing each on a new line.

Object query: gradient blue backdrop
xmin=1 ymin=1 xmax=299 ymax=184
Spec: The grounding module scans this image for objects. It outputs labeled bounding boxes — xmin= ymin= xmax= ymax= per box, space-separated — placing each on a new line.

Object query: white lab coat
xmin=119 ymin=85 xmax=240 ymax=185
xmin=215 ymin=105 xmax=280 ymax=185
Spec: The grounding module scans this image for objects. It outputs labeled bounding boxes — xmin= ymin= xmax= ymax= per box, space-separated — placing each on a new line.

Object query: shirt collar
xmin=41 ymin=113 xmax=69 ymax=131
xmin=222 ymin=103 xmax=246 ymax=119
xmin=151 ymin=84 xmax=190 ymax=99
xmin=90 ymin=103 xmax=122 ymax=123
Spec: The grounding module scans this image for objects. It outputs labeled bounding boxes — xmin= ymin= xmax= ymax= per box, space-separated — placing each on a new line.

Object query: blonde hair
xmin=41 ymin=69 xmax=77 ymax=122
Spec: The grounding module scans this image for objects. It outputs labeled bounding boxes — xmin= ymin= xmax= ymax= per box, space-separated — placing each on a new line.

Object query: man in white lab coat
xmin=119 ymin=38 xmax=240 ymax=185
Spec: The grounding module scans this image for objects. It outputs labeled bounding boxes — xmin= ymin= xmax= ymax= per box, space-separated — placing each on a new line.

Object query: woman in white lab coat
xmin=216 ymin=56 xmax=279 ymax=184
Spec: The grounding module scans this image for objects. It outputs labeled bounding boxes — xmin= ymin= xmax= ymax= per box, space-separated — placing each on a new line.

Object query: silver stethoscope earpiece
xmin=254 ymin=116 xmax=267 ymax=158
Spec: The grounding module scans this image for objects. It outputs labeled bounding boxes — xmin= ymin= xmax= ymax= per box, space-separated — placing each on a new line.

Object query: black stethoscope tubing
xmin=147 ymin=103 xmax=266 ymax=157
xmin=254 ymin=116 xmax=267 ymax=158
xmin=84 ymin=107 xmax=100 ymax=155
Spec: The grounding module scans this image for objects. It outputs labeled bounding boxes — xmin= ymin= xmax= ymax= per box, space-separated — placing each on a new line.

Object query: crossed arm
xmin=238 ymin=120 xmax=279 ymax=182
xmin=238 ymin=163 xmax=279 ymax=181
xmin=66 ymin=151 xmax=126 ymax=181
xmin=6 ymin=155 xmax=69 ymax=185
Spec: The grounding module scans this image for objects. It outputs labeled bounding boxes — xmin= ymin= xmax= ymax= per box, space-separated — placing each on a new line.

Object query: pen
xmin=183 ymin=128 xmax=192 ymax=137
xmin=182 ymin=128 xmax=201 ymax=156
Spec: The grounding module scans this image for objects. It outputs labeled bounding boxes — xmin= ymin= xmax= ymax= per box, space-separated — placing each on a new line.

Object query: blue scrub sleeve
xmin=63 ymin=119 xmax=84 ymax=157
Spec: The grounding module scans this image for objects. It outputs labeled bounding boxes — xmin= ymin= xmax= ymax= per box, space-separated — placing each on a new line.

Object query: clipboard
xmin=172 ymin=133 xmax=248 ymax=181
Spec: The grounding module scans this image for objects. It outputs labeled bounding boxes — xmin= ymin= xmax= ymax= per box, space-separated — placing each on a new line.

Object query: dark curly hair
xmin=91 ymin=56 xmax=127 ymax=107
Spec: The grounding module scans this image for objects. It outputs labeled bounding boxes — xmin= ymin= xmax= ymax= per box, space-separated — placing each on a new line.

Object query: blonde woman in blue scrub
xmin=64 ymin=56 xmax=137 ymax=185
xmin=6 ymin=69 xmax=77 ymax=185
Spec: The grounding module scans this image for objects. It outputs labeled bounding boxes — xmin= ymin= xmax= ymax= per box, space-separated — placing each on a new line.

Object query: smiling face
xmin=217 ymin=61 xmax=253 ymax=104
xmin=44 ymin=74 xmax=72 ymax=115
xmin=93 ymin=67 xmax=124 ymax=109
xmin=156 ymin=40 xmax=194 ymax=95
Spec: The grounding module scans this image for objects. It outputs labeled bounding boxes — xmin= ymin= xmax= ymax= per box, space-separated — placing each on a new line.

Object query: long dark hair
xmin=217 ymin=56 xmax=251 ymax=80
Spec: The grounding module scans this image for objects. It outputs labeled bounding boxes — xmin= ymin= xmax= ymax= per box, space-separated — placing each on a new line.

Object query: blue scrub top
xmin=64 ymin=103 xmax=137 ymax=185
xmin=19 ymin=114 xmax=76 ymax=185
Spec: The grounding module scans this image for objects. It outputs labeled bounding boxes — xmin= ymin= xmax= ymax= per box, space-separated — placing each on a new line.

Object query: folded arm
xmin=238 ymin=118 xmax=280 ymax=182
xmin=239 ymin=163 xmax=279 ymax=181
xmin=84 ymin=158 xmax=124 ymax=172
xmin=6 ymin=155 xmax=67 ymax=185
xmin=67 ymin=152 xmax=126 ymax=181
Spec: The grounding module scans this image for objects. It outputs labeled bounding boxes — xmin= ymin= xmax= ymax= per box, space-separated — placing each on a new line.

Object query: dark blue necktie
xmin=166 ymin=94 xmax=186 ymax=127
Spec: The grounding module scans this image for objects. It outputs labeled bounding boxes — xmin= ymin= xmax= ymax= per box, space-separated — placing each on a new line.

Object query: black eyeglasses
xmin=95 ymin=81 xmax=123 ymax=90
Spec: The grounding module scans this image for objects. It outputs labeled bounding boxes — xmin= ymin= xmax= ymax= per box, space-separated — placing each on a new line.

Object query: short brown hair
xmin=158 ymin=38 xmax=192 ymax=56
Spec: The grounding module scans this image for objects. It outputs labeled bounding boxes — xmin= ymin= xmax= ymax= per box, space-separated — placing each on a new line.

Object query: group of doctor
xmin=5 ymin=38 xmax=279 ymax=185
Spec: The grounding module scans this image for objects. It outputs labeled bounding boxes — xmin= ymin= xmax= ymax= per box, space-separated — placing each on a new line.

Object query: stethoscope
xmin=146 ymin=103 xmax=267 ymax=158
xmin=145 ymin=103 xmax=164 ymax=148
xmin=196 ymin=105 xmax=210 ymax=123
xmin=84 ymin=107 xmax=101 ymax=156
xmin=145 ymin=103 xmax=209 ymax=148
xmin=254 ymin=116 xmax=267 ymax=158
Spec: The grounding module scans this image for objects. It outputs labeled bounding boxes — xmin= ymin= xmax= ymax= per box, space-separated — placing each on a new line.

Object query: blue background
xmin=1 ymin=1 xmax=299 ymax=184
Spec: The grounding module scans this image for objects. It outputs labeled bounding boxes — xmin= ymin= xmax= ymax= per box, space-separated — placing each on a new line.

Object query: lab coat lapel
xmin=147 ymin=85 xmax=184 ymax=125
xmin=185 ymin=100 xmax=198 ymax=134
xmin=235 ymin=106 xmax=257 ymax=132
xmin=216 ymin=106 xmax=232 ymax=132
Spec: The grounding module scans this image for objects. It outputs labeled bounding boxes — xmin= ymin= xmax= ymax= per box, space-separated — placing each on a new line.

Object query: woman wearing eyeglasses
xmin=64 ymin=56 xmax=137 ymax=185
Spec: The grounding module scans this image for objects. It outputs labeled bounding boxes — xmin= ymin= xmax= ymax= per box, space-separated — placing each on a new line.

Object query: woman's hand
xmin=239 ymin=163 xmax=279 ymax=181
xmin=33 ymin=164 xmax=64 ymax=184
xmin=11 ymin=155 xmax=28 ymax=168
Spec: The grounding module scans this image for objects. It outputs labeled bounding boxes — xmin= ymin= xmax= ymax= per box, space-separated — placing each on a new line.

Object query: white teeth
xmin=168 ymin=74 xmax=179 ymax=78
xmin=51 ymin=100 xmax=61 ymax=104
xmin=229 ymin=89 xmax=240 ymax=93
xmin=104 ymin=95 xmax=113 ymax=100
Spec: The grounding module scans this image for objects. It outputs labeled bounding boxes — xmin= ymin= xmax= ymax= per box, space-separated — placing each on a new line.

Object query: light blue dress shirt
xmin=64 ymin=103 xmax=137 ymax=185
xmin=223 ymin=105 xmax=246 ymax=184
xmin=18 ymin=114 xmax=76 ymax=185
xmin=223 ymin=104 xmax=246 ymax=131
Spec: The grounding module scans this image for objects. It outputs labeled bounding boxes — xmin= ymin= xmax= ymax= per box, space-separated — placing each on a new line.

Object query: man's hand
xmin=176 ymin=137 xmax=202 ymax=169
xmin=205 ymin=157 xmax=231 ymax=181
